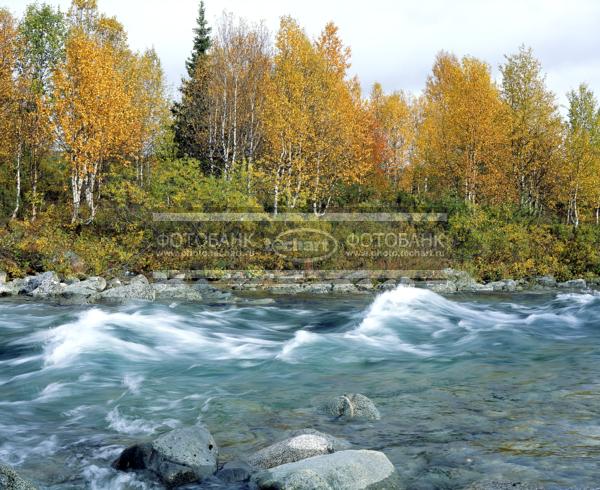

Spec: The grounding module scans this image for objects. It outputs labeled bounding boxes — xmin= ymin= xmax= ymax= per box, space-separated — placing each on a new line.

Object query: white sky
xmin=3 ymin=0 xmax=600 ymax=109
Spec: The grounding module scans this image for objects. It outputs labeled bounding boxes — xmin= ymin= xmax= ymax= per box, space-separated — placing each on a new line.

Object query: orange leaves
xmin=54 ymin=29 xmax=131 ymax=166
xmin=53 ymin=19 xmax=133 ymax=221
xmin=260 ymin=18 xmax=375 ymax=213
xmin=369 ymin=84 xmax=416 ymax=190
xmin=0 ymin=9 xmax=18 ymax=159
xmin=416 ymin=52 xmax=510 ymax=204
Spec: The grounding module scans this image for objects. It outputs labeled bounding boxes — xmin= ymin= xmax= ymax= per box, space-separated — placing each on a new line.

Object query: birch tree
xmin=17 ymin=3 xmax=66 ymax=220
xmin=0 ymin=9 xmax=21 ymax=219
xmin=369 ymin=83 xmax=416 ymax=189
xmin=501 ymin=46 xmax=563 ymax=214
xmin=565 ymin=84 xmax=600 ymax=226
xmin=416 ymin=52 xmax=510 ymax=204
xmin=53 ymin=28 xmax=131 ymax=223
xmin=207 ymin=14 xmax=270 ymax=178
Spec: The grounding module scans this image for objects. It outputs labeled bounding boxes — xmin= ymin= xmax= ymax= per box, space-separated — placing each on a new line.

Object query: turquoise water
xmin=1 ymin=287 xmax=600 ymax=489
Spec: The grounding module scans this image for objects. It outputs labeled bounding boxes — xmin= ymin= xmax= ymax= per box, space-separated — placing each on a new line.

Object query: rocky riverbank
xmin=0 ymin=268 xmax=597 ymax=305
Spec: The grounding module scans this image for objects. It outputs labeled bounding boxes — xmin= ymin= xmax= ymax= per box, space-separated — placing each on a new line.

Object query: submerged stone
xmin=252 ymin=450 xmax=402 ymax=489
xmin=323 ymin=393 xmax=381 ymax=421
xmin=216 ymin=460 xmax=254 ymax=483
xmin=0 ymin=464 xmax=37 ymax=490
xmin=113 ymin=425 xmax=218 ymax=487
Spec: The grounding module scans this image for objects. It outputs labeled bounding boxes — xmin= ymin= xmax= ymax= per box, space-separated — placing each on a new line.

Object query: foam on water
xmin=123 ymin=374 xmax=144 ymax=394
xmin=277 ymin=330 xmax=322 ymax=362
xmin=14 ymin=307 xmax=280 ymax=369
xmin=342 ymin=286 xmax=599 ymax=357
xmin=106 ymin=407 xmax=173 ymax=436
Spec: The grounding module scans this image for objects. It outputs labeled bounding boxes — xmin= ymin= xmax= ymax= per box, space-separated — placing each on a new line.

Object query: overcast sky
xmin=3 ymin=0 xmax=600 ymax=109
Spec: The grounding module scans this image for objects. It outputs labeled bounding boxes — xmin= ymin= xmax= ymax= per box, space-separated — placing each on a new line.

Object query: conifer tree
xmin=172 ymin=1 xmax=212 ymax=161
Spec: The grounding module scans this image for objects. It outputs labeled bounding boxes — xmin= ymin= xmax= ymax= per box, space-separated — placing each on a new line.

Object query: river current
xmin=1 ymin=287 xmax=599 ymax=489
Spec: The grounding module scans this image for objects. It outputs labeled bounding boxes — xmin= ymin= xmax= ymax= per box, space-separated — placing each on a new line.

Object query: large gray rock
xmin=533 ymin=276 xmax=557 ymax=288
xmin=128 ymin=274 xmax=150 ymax=285
xmin=487 ymin=280 xmax=518 ymax=292
xmin=61 ymin=277 xmax=106 ymax=297
xmin=21 ymin=272 xmax=60 ymax=296
xmin=93 ymin=279 xmax=155 ymax=303
xmin=430 ymin=281 xmax=458 ymax=294
xmin=355 ymin=279 xmax=375 ymax=291
xmin=252 ymin=450 xmax=402 ymax=490
xmin=331 ymin=282 xmax=360 ymax=294
xmin=303 ymin=283 xmax=335 ymax=294
xmin=0 ymin=281 xmax=19 ymax=297
xmin=152 ymin=283 xmax=204 ymax=302
xmin=445 ymin=268 xmax=477 ymax=289
xmin=248 ymin=434 xmax=335 ymax=470
xmin=0 ymin=464 xmax=37 ymax=490
xmin=432 ymin=269 xmax=489 ymax=294
xmin=323 ymin=394 xmax=381 ymax=421
xmin=113 ymin=425 xmax=218 ymax=487
xmin=152 ymin=271 xmax=169 ymax=281
xmin=263 ymin=283 xmax=339 ymax=295
xmin=286 ymin=430 xmax=351 ymax=452
xmin=558 ymin=279 xmax=587 ymax=290
xmin=377 ymin=280 xmax=398 ymax=291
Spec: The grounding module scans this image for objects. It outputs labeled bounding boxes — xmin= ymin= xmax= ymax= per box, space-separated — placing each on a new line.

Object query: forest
xmin=1 ymin=0 xmax=599 ymax=281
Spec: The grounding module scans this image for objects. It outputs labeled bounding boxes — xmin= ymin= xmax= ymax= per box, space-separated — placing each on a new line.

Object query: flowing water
xmin=1 ymin=287 xmax=600 ymax=489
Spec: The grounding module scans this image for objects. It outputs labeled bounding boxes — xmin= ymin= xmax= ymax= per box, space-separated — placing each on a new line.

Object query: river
xmin=1 ymin=287 xmax=599 ymax=489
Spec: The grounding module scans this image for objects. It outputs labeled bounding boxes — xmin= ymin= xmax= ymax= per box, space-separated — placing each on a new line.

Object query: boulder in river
xmin=252 ymin=450 xmax=402 ymax=489
xmin=286 ymin=429 xmax=351 ymax=452
xmin=323 ymin=393 xmax=381 ymax=421
xmin=0 ymin=464 xmax=37 ymax=490
xmin=113 ymin=425 xmax=218 ymax=487
xmin=247 ymin=433 xmax=336 ymax=470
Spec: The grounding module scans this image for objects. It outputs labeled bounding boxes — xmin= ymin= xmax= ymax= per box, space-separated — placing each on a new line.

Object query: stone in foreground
xmin=247 ymin=434 xmax=336 ymax=470
xmin=286 ymin=429 xmax=351 ymax=452
xmin=113 ymin=425 xmax=218 ymax=487
xmin=324 ymin=393 xmax=381 ymax=420
xmin=252 ymin=450 xmax=402 ymax=490
xmin=0 ymin=464 xmax=37 ymax=490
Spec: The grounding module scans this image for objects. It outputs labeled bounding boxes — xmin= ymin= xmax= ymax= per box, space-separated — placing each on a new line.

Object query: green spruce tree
xmin=172 ymin=0 xmax=212 ymax=161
